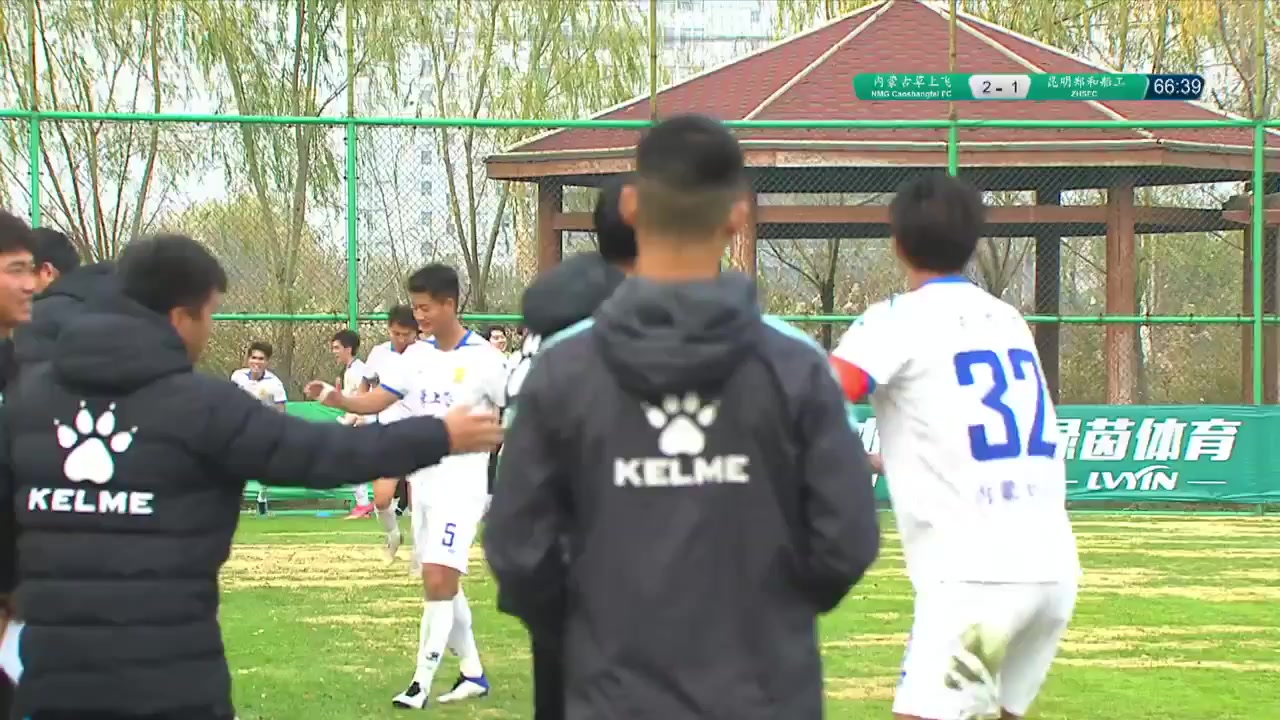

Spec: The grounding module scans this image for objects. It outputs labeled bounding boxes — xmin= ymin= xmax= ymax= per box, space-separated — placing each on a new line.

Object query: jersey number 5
xmin=953 ymin=348 xmax=1058 ymax=461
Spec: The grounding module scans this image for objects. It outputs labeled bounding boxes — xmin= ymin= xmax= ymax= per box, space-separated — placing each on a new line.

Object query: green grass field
xmin=222 ymin=514 xmax=1280 ymax=720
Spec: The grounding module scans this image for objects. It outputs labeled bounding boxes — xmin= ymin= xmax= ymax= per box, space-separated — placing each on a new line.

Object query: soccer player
xmin=829 ymin=174 xmax=1079 ymax=720
xmin=485 ymin=115 xmax=880 ymax=720
xmin=330 ymin=329 xmax=377 ymax=517
xmin=364 ymin=304 xmax=422 ymax=517
xmin=307 ymin=264 xmax=505 ymax=710
xmin=231 ymin=341 xmax=287 ymax=409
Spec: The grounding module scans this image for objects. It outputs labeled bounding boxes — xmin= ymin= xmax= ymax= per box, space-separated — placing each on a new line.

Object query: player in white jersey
xmin=231 ymin=341 xmax=287 ymax=408
xmin=363 ymin=306 xmax=422 ymax=518
xmin=331 ymin=329 xmax=378 ymax=518
xmin=829 ymin=175 xmax=1079 ymax=720
xmin=306 ymin=264 xmax=503 ymax=711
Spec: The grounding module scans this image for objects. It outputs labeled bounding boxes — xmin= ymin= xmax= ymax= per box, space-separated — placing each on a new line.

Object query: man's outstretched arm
xmin=204 ymin=381 xmax=500 ymax=489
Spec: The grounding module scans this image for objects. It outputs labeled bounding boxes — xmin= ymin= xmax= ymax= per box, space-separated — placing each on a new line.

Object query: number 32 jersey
xmin=833 ymin=277 xmax=1079 ymax=584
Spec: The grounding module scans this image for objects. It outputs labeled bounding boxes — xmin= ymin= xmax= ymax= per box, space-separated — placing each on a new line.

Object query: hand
xmin=867 ymin=453 xmax=884 ymax=473
xmin=304 ymin=381 xmax=339 ymax=406
xmin=442 ymin=405 xmax=503 ymax=454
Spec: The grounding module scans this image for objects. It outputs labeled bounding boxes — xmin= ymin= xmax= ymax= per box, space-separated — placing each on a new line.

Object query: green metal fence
xmin=0 ymin=109 xmax=1277 ymax=403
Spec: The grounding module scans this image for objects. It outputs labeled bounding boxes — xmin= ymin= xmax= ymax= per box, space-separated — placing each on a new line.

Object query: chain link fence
xmin=0 ymin=0 xmax=1276 ymax=404
xmin=1 ymin=113 xmax=1276 ymax=403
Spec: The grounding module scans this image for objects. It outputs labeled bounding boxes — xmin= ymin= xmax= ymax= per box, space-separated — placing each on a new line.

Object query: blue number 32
xmin=953 ymin=349 xmax=1058 ymax=461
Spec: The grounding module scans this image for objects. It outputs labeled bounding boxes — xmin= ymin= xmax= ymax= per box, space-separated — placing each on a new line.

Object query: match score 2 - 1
xmin=968 ymin=74 xmax=1032 ymax=100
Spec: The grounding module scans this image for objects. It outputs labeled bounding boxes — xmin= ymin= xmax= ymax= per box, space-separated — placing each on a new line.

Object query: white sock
xmin=376 ymin=506 xmax=398 ymax=534
xmin=355 ymin=483 xmax=371 ymax=506
xmin=447 ymin=589 xmax=484 ymax=678
xmin=414 ymin=600 xmax=455 ymax=687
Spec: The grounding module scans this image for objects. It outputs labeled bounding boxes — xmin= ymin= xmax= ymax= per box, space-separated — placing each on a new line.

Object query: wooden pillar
xmin=536 ymin=180 xmax=564 ymax=276
xmin=1105 ymin=180 xmax=1136 ymax=405
xmin=1034 ymin=188 xmax=1062 ymax=403
xmin=1242 ymin=177 xmax=1280 ymax=403
xmin=729 ymin=190 xmax=758 ymax=276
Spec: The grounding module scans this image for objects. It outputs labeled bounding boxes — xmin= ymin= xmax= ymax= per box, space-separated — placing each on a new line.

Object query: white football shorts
xmin=408 ymin=492 xmax=485 ymax=576
xmin=894 ymin=580 xmax=1077 ymax=719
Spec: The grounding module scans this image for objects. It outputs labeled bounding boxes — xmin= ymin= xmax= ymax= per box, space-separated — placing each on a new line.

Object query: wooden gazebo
xmin=486 ymin=0 xmax=1280 ymax=403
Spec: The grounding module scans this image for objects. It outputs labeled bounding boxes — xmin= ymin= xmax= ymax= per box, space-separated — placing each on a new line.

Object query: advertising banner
xmin=849 ymin=405 xmax=1279 ymax=505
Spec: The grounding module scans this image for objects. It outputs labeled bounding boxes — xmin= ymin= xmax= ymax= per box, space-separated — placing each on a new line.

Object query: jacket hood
xmin=38 ymin=261 xmax=116 ymax=303
xmin=14 ymin=262 xmax=119 ymax=366
xmin=522 ymin=253 xmax=625 ymax=337
xmin=594 ymin=271 xmax=761 ymax=397
xmin=53 ymin=294 xmax=192 ymax=393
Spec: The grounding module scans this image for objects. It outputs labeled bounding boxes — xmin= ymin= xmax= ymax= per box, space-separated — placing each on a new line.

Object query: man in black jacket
xmin=501 ymin=175 xmax=636 ymax=720
xmin=14 ymin=230 xmax=115 ymax=365
xmin=0 ymin=210 xmax=37 ymax=719
xmin=2 ymin=234 xmax=502 ymax=720
xmin=485 ymin=115 xmax=880 ymax=720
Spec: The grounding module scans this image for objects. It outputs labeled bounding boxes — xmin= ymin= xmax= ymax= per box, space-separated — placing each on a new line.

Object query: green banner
xmin=850 ymin=405 xmax=1279 ymax=505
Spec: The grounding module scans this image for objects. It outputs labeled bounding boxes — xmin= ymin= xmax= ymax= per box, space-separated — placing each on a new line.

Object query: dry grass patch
xmin=1079 ymin=568 xmax=1164 ymax=589
xmin=825 ymin=676 xmax=896 ymax=701
xmin=823 ymin=633 xmax=908 ymax=650
xmin=300 ymin=614 xmax=406 ymax=626
xmin=1056 ymin=657 xmax=1280 ymax=672
xmin=222 ymin=543 xmax=486 ymax=589
xmin=1098 ymin=585 xmax=1280 ymax=602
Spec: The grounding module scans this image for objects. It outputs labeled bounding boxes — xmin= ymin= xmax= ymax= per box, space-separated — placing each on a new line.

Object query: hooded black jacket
xmin=14 ymin=262 xmax=116 ymax=366
xmin=2 ymin=294 xmax=461 ymax=717
xmin=523 ymin=253 xmax=626 ymax=338
xmin=486 ymin=272 xmax=880 ymax=720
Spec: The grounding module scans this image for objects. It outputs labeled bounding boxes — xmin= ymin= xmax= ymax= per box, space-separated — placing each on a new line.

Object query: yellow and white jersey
xmin=395 ymin=330 xmax=507 ymax=504
xmin=365 ymin=340 xmax=418 ymax=424
xmin=230 ymin=368 xmax=287 ymax=406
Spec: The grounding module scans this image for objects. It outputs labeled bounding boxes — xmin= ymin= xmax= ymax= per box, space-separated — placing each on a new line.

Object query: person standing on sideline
xmin=485 ymin=115 xmax=880 ymax=720
xmin=14 ymin=228 xmax=115 ymax=367
xmin=231 ymin=341 xmax=287 ymax=409
xmin=0 ymin=209 xmax=37 ymax=717
xmin=2 ymin=234 xmax=501 ymax=720
xmin=331 ymin=328 xmax=377 ymax=518
xmin=829 ymin=175 xmax=1079 ymax=720
xmin=498 ymin=173 xmax=636 ymax=720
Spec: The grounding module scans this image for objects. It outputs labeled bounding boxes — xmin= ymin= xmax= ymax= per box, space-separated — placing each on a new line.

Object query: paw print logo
xmin=643 ymin=392 xmax=719 ymax=457
xmin=54 ymin=401 xmax=137 ymax=485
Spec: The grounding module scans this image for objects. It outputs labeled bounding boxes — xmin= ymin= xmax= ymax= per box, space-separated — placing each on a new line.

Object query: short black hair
xmin=406 ymin=263 xmax=460 ymax=304
xmin=387 ymin=304 xmax=417 ymax=330
xmin=33 ymin=228 xmax=79 ymax=274
xmin=118 ymin=233 xmax=229 ymax=315
xmin=247 ymin=341 xmax=273 ymax=359
xmin=890 ymin=174 xmax=986 ymax=274
xmin=332 ymin=329 xmax=360 ymax=352
xmin=633 ymin=114 xmax=745 ymax=238
xmin=485 ymin=325 xmax=506 ymax=339
xmin=0 ymin=210 xmax=36 ymax=257
xmin=594 ymin=175 xmax=636 ymax=263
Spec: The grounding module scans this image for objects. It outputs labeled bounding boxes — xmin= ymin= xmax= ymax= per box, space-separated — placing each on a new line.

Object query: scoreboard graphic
xmin=853 ymin=73 xmax=1205 ymax=102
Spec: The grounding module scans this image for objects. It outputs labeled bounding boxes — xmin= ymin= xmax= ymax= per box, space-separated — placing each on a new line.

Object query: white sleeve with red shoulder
xmin=830 ymin=299 xmax=910 ymax=402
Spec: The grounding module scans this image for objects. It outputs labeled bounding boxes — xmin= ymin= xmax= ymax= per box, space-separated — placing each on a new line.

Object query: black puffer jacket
xmin=14 ymin=262 xmax=116 ymax=366
xmin=5 ymin=294 xmax=461 ymax=716
xmin=488 ymin=273 xmax=880 ymax=720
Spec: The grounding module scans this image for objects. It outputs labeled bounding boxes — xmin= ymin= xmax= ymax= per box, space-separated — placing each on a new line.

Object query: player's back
xmin=853 ymin=279 xmax=1077 ymax=584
